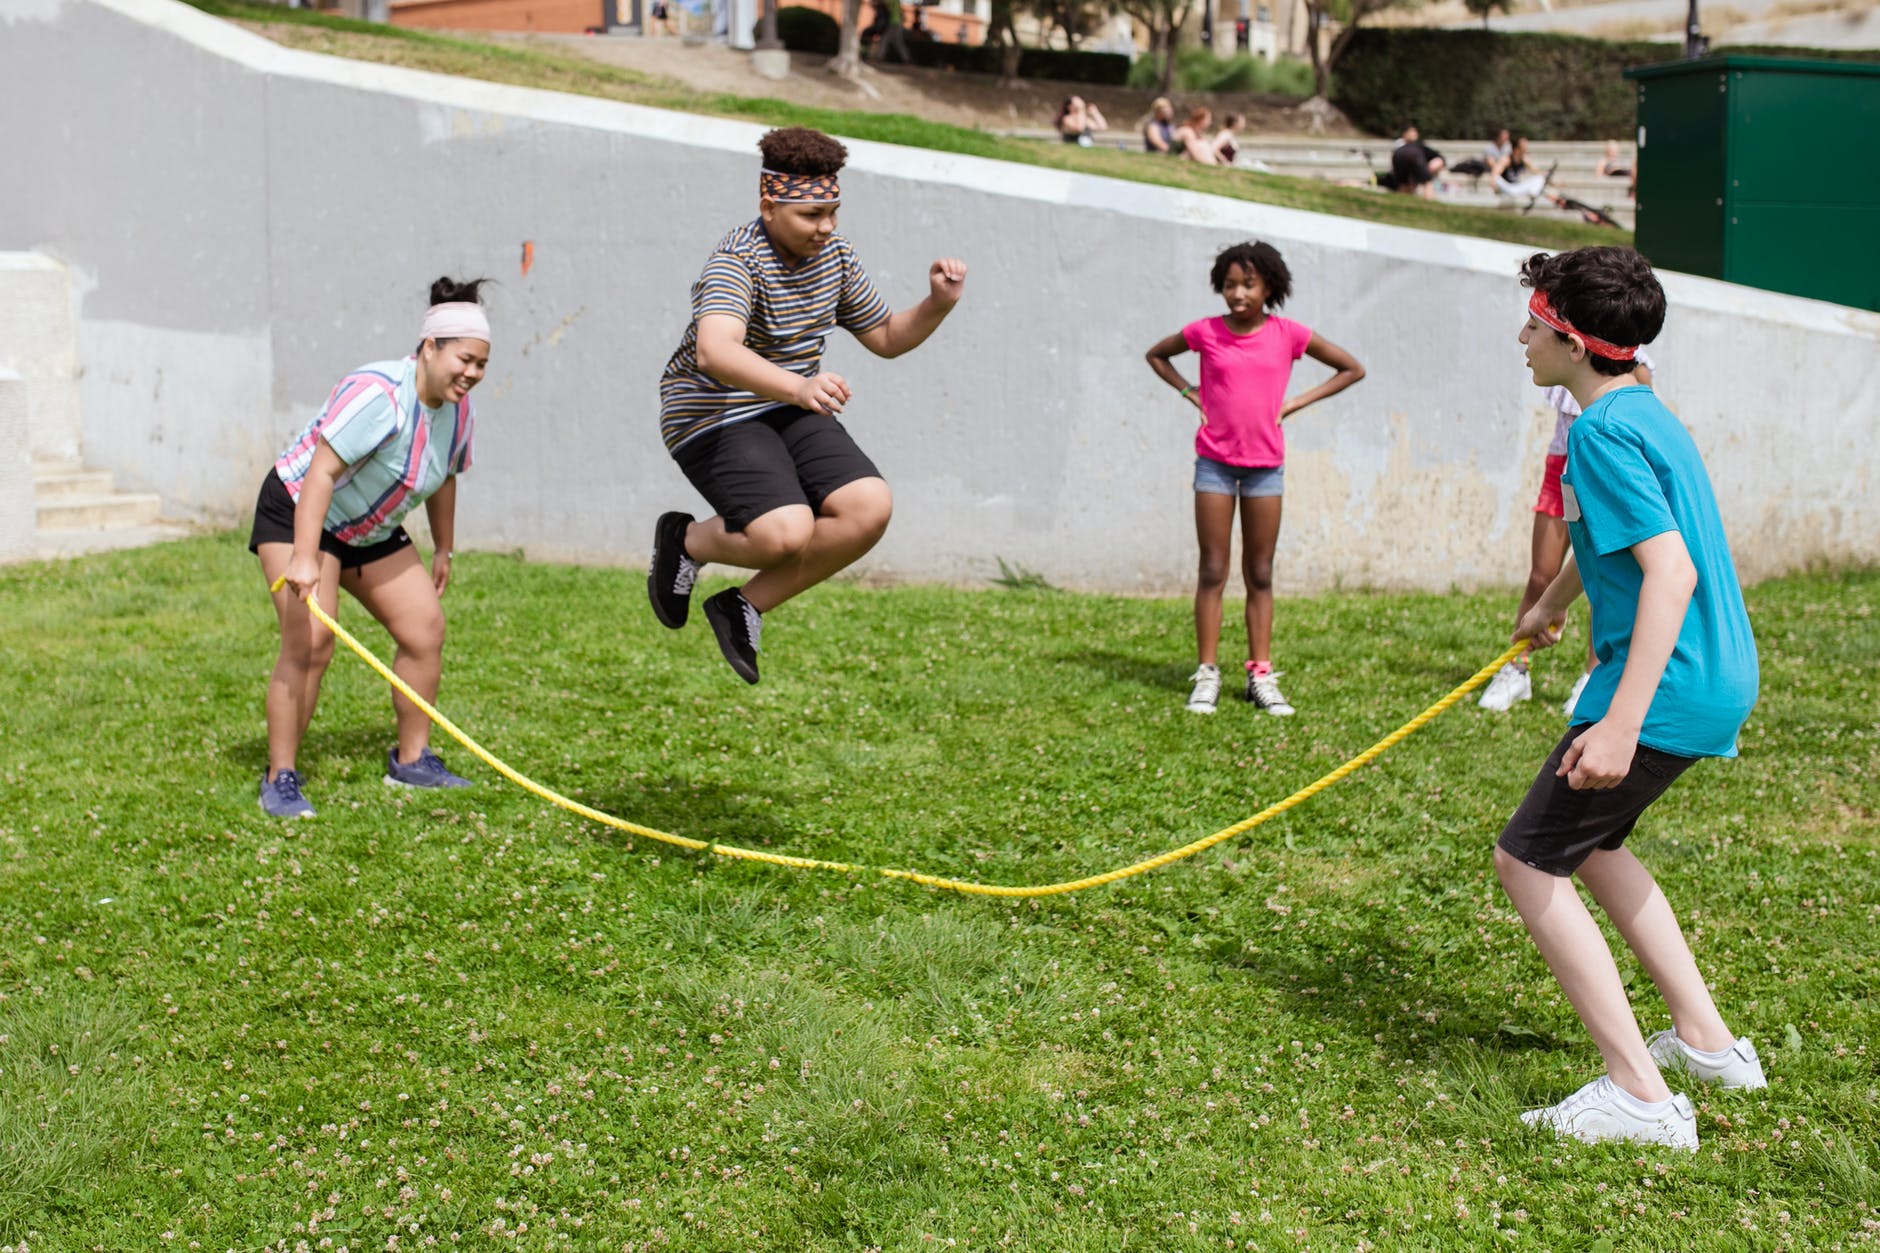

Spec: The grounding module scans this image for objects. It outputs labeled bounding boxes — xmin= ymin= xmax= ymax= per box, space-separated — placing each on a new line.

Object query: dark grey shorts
xmin=1497 ymin=727 xmax=1697 ymax=876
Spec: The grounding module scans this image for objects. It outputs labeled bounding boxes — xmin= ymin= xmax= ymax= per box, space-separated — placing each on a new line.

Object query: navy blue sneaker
xmin=259 ymin=769 xmax=316 ymax=819
xmin=384 ymin=747 xmax=472 ymax=789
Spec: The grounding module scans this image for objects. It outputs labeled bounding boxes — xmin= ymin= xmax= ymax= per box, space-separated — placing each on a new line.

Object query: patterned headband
xmin=760 ymin=167 xmax=841 ymax=204
xmin=1527 ymin=289 xmax=1637 ymax=362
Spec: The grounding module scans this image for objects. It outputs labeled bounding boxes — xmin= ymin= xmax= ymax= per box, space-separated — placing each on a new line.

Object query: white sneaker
xmin=1646 ymin=1029 xmax=1768 ymax=1090
xmin=1520 ymin=1075 xmax=1697 ymax=1151
xmin=1562 ymin=669 xmax=1591 ymax=719
xmin=1245 ymin=668 xmax=1295 ymax=716
xmin=1478 ymin=662 xmax=1532 ymax=712
xmin=1186 ymin=664 xmax=1221 ymax=714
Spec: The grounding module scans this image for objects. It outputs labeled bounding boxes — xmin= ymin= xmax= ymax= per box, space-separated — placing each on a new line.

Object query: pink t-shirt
xmin=1182 ymin=314 xmax=1313 ymax=467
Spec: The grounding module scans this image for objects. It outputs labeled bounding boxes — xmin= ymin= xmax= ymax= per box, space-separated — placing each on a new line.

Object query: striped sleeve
xmin=693 ymin=253 xmax=756 ymax=323
xmin=315 ymin=373 xmax=402 ymax=466
xmin=835 ymin=250 xmax=891 ymax=335
xmin=450 ymin=397 xmax=475 ymax=475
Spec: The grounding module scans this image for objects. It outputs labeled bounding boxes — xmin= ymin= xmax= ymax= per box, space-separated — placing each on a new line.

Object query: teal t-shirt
xmin=1561 ymin=386 xmax=1759 ymax=758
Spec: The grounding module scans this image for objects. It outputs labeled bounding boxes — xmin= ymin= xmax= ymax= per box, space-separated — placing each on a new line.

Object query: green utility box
xmin=1625 ymin=55 xmax=1880 ymax=311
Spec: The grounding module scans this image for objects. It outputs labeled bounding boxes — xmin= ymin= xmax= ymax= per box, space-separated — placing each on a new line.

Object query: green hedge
xmin=1333 ymin=30 xmax=1880 ymax=140
xmin=767 ymin=5 xmax=839 ymax=54
xmin=1332 ymin=29 xmax=1664 ymax=140
xmin=1125 ymin=47 xmax=1316 ymax=97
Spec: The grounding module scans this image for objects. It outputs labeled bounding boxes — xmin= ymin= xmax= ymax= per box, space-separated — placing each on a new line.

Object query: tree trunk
xmin=1305 ymin=4 xmax=1328 ymax=97
xmin=1157 ymin=22 xmax=1179 ymax=95
xmin=757 ymin=0 xmax=780 ymax=48
xmin=829 ymin=0 xmax=863 ymax=74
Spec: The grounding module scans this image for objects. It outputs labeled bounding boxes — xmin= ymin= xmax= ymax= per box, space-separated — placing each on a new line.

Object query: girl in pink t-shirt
xmin=1144 ymin=241 xmax=1366 ymax=716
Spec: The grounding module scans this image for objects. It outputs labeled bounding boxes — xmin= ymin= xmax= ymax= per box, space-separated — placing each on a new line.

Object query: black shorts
xmin=247 ymin=469 xmax=413 ymax=571
xmin=1497 ymin=727 xmax=1697 ymax=877
xmin=672 ymin=407 xmax=881 ymax=533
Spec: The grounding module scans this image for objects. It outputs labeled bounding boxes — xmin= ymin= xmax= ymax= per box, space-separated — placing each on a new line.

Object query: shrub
xmin=1332 ymin=30 xmax=1878 ymax=140
xmin=1128 ymin=47 xmax=1316 ymax=97
xmin=766 ymin=4 xmax=839 ymax=55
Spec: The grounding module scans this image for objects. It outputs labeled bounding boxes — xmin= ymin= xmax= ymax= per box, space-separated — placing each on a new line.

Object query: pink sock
xmin=1248 ymin=660 xmax=1272 ymax=677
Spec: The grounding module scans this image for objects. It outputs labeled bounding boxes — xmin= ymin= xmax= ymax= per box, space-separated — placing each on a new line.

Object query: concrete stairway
xmin=33 ymin=459 xmax=190 ymax=559
xmin=2 ymin=253 xmax=193 ymax=563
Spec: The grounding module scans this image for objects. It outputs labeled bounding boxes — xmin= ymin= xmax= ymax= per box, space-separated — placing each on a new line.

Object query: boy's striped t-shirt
xmin=659 ymin=220 xmax=891 ymax=452
xmin=274 ymin=356 xmax=474 ymax=545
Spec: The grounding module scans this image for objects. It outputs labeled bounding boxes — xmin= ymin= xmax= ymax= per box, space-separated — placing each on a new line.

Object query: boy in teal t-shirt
xmin=1497 ymin=247 xmax=1764 ymax=1152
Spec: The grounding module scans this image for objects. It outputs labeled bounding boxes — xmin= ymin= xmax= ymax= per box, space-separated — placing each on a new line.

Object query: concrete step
xmin=36 ymin=522 xmax=195 ymax=561
xmin=37 ymin=490 xmax=165 ymax=531
xmin=32 ymin=467 xmax=117 ymax=499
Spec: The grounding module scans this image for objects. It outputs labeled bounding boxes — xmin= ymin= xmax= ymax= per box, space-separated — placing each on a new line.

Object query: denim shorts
xmin=1194 ymin=456 xmax=1283 ymax=498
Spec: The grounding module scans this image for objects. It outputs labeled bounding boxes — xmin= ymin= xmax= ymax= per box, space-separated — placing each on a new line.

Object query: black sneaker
xmin=703 ymin=587 xmax=763 ymax=684
xmin=648 ymin=511 xmax=699 ymax=629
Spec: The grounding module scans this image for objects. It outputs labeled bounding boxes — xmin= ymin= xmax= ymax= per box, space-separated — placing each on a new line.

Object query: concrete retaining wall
xmin=1 ymin=0 xmax=1875 ymax=592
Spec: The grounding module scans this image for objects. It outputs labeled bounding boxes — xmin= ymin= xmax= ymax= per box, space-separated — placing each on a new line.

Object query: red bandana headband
xmin=760 ymin=167 xmax=841 ymax=204
xmin=1528 ymin=290 xmax=1637 ymax=362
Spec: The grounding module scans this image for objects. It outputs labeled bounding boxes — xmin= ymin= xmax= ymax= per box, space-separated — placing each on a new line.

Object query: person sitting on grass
xmin=1499 ymin=245 xmax=1765 ymax=1151
xmin=251 ymin=276 xmax=489 ymax=819
xmin=1143 ymin=241 xmax=1365 ymax=717
xmin=648 ymin=126 xmax=967 ymax=685
xmin=1212 ymin=112 xmax=1245 ymax=166
xmin=1480 ymin=348 xmax=1657 ymax=717
xmin=1173 ymin=106 xmax=1220 ymax=164
xmin=1142 ymin=97 xmax=1176 ymax=154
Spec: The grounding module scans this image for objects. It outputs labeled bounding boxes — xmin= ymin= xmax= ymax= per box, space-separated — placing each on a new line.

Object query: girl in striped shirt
xmin=249 ymin=276 xmax=489 ymax=819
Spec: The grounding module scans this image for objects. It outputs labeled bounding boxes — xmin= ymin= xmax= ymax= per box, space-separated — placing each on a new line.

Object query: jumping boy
xmin=648 ymin=126 xmax=967 ymax=683
xmin=1499 ymin=246 xmax=1764 ymax=1150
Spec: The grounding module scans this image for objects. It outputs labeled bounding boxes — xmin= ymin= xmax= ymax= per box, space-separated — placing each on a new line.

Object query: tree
xmin=1024 ymin=0 xmax=1107 ymax=48
xmin=984 ymin=0 xmax=1023 ymax=84
xmin=1302 ymin=0 xmax=1419 ymax=100
xmin=1461 ymin=0 xmax=1512 ymax=28
xmin=829 ymin=0 xmax=864 ymax=76
xmin=1118 ymin=0 xmax=1198 ymax=94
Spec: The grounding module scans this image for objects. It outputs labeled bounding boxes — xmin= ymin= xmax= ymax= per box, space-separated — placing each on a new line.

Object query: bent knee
xmin=831 ymin=479 xmax=893 ymax=537
xmin=745 ymin=510 xmax=817 ymax=564
xmin=394 ymin=608 xmax=448 ymax=657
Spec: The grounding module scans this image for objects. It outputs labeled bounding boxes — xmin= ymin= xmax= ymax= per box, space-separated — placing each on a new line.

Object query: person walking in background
xmin=251 ymin=277 xmax=489 ymax=819
xmin=1143 ymin=241 xmax=1366 ymax=717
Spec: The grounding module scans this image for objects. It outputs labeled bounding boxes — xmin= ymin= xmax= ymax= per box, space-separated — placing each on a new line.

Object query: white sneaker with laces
xmin=1478 ymin=662 xmax=1532 ymax=712
xmin=1563 ymin=669 xmax=1591 ymax=719
xmin=1646 ymin=1029 xmax=1768 ymax=1090
xmin=1186 ymin=664 xmax=1221 ymax=714
xmin=1520 ymin=1075 xmax=1697 ymax=1151
xmin=1246 ymin=668 xmax=1295 ymax=717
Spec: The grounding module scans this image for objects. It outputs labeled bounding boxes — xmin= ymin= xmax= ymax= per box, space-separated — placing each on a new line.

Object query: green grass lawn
xmin=2 ymin=538 xmax=1875 ymax=1248
xmin=184 ymin=0 xmax=1621 ymax=253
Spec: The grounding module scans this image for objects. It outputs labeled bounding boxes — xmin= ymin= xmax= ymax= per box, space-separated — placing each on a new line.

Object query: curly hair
xmin=1519 ymin=247 xmax=1664 ymax=377
xmin=1209 ymin=241 xmax=1291 ymax=308
xmin=758 ymin=127 xmax=848 ymax=177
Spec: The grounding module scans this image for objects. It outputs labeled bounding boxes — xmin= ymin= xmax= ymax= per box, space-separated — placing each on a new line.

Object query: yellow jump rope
xmin=274 ymin=575 xmax=1525 ymax=898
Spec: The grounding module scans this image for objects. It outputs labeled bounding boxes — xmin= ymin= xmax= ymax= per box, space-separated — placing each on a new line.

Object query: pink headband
xmin=760 ymin=167 xmax=841 ymax=204
xmin=1528 ymin=290 xmax=1636 ymax=362
xmin=420 ymin=302 xmax=491 ymax=344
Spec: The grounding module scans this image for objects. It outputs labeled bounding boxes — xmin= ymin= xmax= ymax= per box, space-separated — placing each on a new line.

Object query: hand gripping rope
xmin=273 ymin=576 xmax=1525 ymax=898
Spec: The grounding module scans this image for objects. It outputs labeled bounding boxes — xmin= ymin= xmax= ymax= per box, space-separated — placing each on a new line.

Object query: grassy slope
xmin=186 ymin=0 xmax=1621 ymax=252
xmin=0 ymin=538 xmax=1874 ymax=1247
